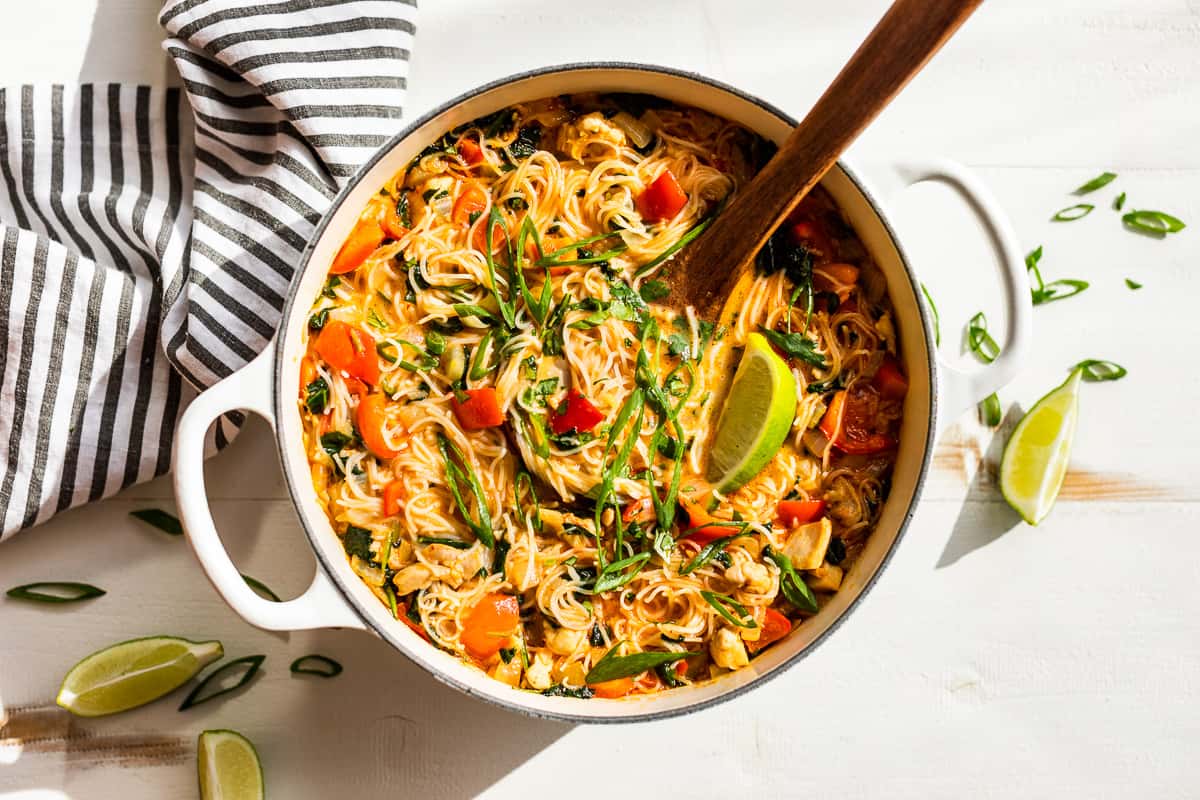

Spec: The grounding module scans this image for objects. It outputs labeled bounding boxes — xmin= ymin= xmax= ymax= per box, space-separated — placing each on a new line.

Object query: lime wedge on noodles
xmin=1000 ymin=369 xmax=1082 ymax=525
xmin=56 ymin=636 xmax=223 ymax=717
xmin=706 ymin=332 xmax=798 ymax=492
xmin=199 ymin=729 xmax=266 ymax=800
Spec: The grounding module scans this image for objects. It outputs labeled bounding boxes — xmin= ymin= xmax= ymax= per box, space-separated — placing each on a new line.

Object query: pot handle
xmin=866 ymin=158 xmax=1033 ymax=432
xmin=172 ymin=343 xmax=366 ymax=632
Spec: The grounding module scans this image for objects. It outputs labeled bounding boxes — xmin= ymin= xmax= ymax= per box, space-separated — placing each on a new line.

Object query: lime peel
xmin=56 ymin=636 xmax=223 ymax=717
xmin=199 ymin=729 xmax=265 ymax=800
xmin=705 ymin=332 xmax=798 ymax=492
xmin=1000 ymin=368 xmax=1083 ymax=525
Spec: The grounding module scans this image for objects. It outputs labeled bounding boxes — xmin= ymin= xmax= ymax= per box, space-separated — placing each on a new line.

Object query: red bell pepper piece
xmin=636 ymin=170 xmax=688 ymax=222
xmin=872 ymin=355 xmax=908 ymax=401
xmin=818 ymin=384 xmax=895 ymax=455
xmin=451 ymin=387 xmax=505 ymax=430
xmin=777 ymin=499 xmax=826 ymax=526
xmin=549 ymin=391 xmax=604 ymax=435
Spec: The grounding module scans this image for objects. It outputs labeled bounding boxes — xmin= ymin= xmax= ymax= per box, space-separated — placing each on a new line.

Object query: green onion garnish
xmin=1125 ymin=278 xmax=1142 ymax=290
xmin=1072 ymin=359 xmax=1127 ymax=382
xmin=6 ymin=582 xmax=106 ymax=604
xmin=1052 ymin=204 xmax=1094 ymax=222
xmin=289 ymin=654 xmax=343 ymax=678
xmin=1122 ymin=210 xmax=1186 ymax=238
xmin=241 ymin=574 xmax=280 ymax=602
xmin=967 ymin=312 xmax=1000 ymax=364
xmin=979 ymin=392 xmax=1001 ymax=427
xmin=436 ymin=433 xmax=495 ymax=547
xmin=1073 ymin=171 xmax=1116 ymax=194
xmin=418 ymin=536 xmax=472 ymax=550
xmin=179 ymin=655 xmax=265 ymax=711
xmin=130 ymin=508 xmax=183 ymax=536
xmin=679 ymin=530 xmax=752 ymax=575
xmin=700 ymin=590 xmax=758 ymax=628
xmin=1034 ymin=279 xmax=1089 ymax=305
xmin=763 ymin=547 xmax=818 ymax=613
xmin=1113 ymin=192 xmax=1126 ymax=211
xmin=591 ymin=552 xmax=652 ymax=594
xmin=920 ymin=282 xmax=941 ymax=346
xmin=584 ymin=643 xmax=694 ymax=684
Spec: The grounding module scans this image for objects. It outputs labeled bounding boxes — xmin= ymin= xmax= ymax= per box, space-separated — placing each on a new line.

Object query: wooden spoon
xmin=662 ymin=0 xmax=983 ymax=318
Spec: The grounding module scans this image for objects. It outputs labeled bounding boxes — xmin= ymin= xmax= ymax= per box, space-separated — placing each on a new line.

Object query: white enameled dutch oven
xmin=173 ymin=64 xmax=1032 ymax=723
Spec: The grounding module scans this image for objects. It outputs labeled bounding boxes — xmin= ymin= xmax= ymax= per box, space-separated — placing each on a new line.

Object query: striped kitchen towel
xmin=0 ymin=0 xmax=417 ymax=539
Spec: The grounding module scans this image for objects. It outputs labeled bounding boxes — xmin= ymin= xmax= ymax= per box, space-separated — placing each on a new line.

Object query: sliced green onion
xmin=1122 ymin=210 xmax=1186 ymax=238
xmin=1033 ymin=279 xmax=1089 ymax=305
xmin=1072 ymin=359 xmax=1127 ymax=382
xmin=1052 ymin=204 xmax=1094 ymax=222
xmin=1113 ymin=192 xmax=1127 ymax=211
xmin=6 ymin=581 xmax=106 ymax=604
xmin=1073 ymin=171 xmax=1116 ymax=194
xmin=920 ymin=282 xmax=941 ymax=346
xmin=130 ymin=508 xmax=182 ymax=536
xmin=979 ymin=393 xmax=1001 ymax=427
xmin=241 ymin=574 xmax=280 ymax=602
xmin=417 ymin=536 xmax=472 ymax=550
xmin=584 ymin=643 xmax=694 ymax=684
xmin=178 ymin=655 xmax=265 ymax=711
xmin=966 ymin=312 xmax=1000 ymax=364
xmin=436 ymin=433 xmax=495 ymax=547
xmin=679 ymin=530 xmax=751 ymax=575
xmin=763 ymin=547 xmax=818 ymax=613
xmin=592 ymin=552 xmax=652 ymax=594
xmin=700 ymin=590 xmax=757 ymax=628
xmin=289 ymin=654 xmax=343 ymax=678
xmin=1125 ymin=278 xmax=1142 ymax=290
xmin=635 ymin=210 xmax=718 ymax=277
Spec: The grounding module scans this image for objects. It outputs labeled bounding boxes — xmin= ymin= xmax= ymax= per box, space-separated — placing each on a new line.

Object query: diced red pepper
xmin=549 ymin=391 xmax=604 ymax=435
xmin=457 ymin=136 xmax=484 ymax=166
xmin=453 ymin=183 xmax=487 ymax=224
xmin=678 ymin=495 xmax=731 ymax=544
xmin=313 ymin=320 xmax=380 ymax=385
xmin=461 ymin=592 xmax=520 ymax=660
xmin=379 ymin=196 xmax=409 ymax=241
xmin=636 ymin=170 xmax=688 ymax=222
xmin=819 ymin=384 xmax=895 ymax=455
xmin=382 ymin=479 xmax=405 ymax=517
xmin=777 ymin=499 xmax=826 ymax=526
xmin=747 ymin=608 xmax=792 ymax=654
xmin=872 ymin=355 xmax=908 ymax=401
xmin=788 ymin=219 xmax=835 ymax=264
xmin=330 ymin=213 xmax=386 ymax=275
xmin=451 ymin=387 xmax=505 ymax=430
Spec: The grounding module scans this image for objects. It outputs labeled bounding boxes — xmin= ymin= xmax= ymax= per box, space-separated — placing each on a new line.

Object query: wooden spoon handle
xmin=685 ymin=0 xmax=983 ymax=314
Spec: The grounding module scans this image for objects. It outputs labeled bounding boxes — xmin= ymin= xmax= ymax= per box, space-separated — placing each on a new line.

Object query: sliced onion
xmin=611 ymin=112 xmax=653 ymax=149
xmin=430 ymin=191 xmax=454 ymax=218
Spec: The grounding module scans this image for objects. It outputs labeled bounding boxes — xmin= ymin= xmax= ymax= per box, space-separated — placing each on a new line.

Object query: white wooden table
xmin=3 ymin=1 xmax=1199 ymax=797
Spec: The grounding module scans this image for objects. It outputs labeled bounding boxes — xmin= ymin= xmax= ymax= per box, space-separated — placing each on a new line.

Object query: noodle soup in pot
xmin=298 ymin=94 xmax=906 ymax=699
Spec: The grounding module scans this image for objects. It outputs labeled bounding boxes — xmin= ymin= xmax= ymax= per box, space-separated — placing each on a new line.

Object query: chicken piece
xmin=424 ymin=543 xmax=487 ymax=589
xmin=544 ymin=625 xmax=586 ymax=657
xmin=709 ymin=626 xmax=750 ymax=669
xmin=504 ymin=544 xmax=541 ymax=592
xmin=392 ymin=563 xmax=434 ymax=596
xmin=557 ymin=112 xmax=627 ymax=160
xmin=725 ymin=558 xmax=773 ymax=595
xmin=539 ymin=508 xmax=596 ymax=541
xmin=806 ymin=562 xmax=843 ymax=593
xmin=525 ymin=651 xmax=555 ymax=690
xmin=781 ymin=518 xmax=832 ymax=570
xmin=409 ymin=174 xmax=456 ymax=221
xmin=490 ymin=655 xmax=523 ymax=687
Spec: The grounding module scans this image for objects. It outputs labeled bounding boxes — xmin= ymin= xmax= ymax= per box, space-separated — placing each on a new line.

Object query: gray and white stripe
xmin=0 ymin=0 xmax=416 ymax=538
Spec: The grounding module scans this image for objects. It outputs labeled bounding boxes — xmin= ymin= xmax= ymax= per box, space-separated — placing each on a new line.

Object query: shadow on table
xmin=936 ymin=404 xmax=1025 ymax=569
xmin=79 ymin=0 xmax=177 ymax=86
xmin=280 ymin=629 xmax=572 ymax=797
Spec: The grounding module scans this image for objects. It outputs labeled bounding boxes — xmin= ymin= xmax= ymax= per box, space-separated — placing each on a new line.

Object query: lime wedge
xmin=1000 ymin=369 xmax=1083 ymax=525
xmin=199 ymin=729 xmax=265 ymax=800
xmin=706 ymin=332 xmax=798 ymax=492
xmin=56 ymin=636 xmax=223 ymax=717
